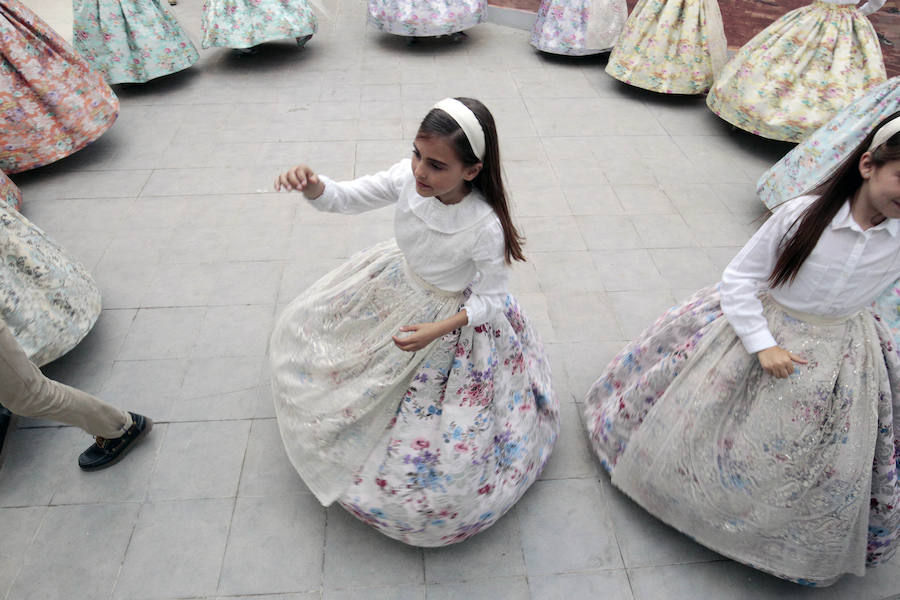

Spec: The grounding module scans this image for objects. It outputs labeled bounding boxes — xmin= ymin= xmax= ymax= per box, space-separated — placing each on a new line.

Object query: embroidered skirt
xmin=73 ymin=0 xmax=199 ymax=84
xmin=584 ymin=285 xmax=900 ymax=585
xmin=1 ymin=180 xmax=101 ymax=366
xmin=201 ymin=0 xmax=317 ymax=48
xmin=706 ymin=2 xmax=886 ymax=143
xmin=1 ymin=170 xmax=21 ymax=210
xmin=530 ymin=0 xmax=627 ymax=56
xmin=757 ymin=77 xmax=900 ymax=210
xmin=604 ymin=0 xmax=726 ymax=94
xmin=367 ymin=0 xmax=485 ymax=36
xmin=270 ymin=239 xmax=559 ymax=546
xmin=0 ymin=0 xmax=118 ymax=174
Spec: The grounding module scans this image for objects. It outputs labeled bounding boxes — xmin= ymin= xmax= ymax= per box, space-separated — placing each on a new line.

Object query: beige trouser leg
xmin=0 ymin=320 xmax=131 ymax=439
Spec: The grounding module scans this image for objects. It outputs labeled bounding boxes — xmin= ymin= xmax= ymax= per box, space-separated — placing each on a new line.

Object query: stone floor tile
xmin=424 ymin=509 xmax=525 ymax=584
xmin=575 ymin=215 xmax=642 ymax=251
xmin=425 ymin=576 xmax=530 ymax=600
xmin=564 ymin=185 xmax=624 ymax=215
xmin=216 ymin=594 xmax=320 ymax=600
xmin=0 ymin=427 xmax=81 ymax=508
xmin=631 ymin=214 xmax=698 ymax=249
xmin=519 ymin=216 xmax=587 ymax=252
xmin=141 ymin=262 xmax=221 ymax=308
xmin=607 ymin=289 xmax=676 ymax=339
xmin=537 ymin=400 xmax=596 ymax=481
xmin=649 ymin=248 xmax=720 ymax=290
xmin=614 ymin=184 xmax=677 ymax=215
xmin=326 ymin=586 xmax=424 ymax=600
xmin=50 ymin=422 xmax=163 ymax=505
xmin=603 ymin=484 xmax=722 ymax=569
xmin=558 ymin=341 xmax=627 ymax=399
xmin=323 ymin=506 xmax=425 ymax=589
xmin=148 ymin=420 xmax=250 ymax=500
xmin=589 ymin=249 xmax=667 ymax=292
xmin=118 ymin=307 xmax=206 ymax=360
xmin=545 ymin=292 xmax=622 ymax=342
xmin=829 ymin=562 xmax=900 ymax=600
xmin=192 ymin=304 xmax=276 ymax=358
xmin=532 ymin=251 xmax=604 ymax=294
xmin=8 ymin=503 xmax=139 ymax=600
xmin=518 ymin=478 xmax=623 ymax=576
xmin=99 ymin=358 xmax=185 ymax=423
xmin=529 ymin=569 xmax=635 ymax=600
xmin=238 ymin=418 xmax=310 ymax=498
xmin=0 ymin=506 xmax=45 ymax=598
xmin=114 ymin=499 xmax=233 ymax=600
xmin=219 ymin=494 xmax=325 ymax=596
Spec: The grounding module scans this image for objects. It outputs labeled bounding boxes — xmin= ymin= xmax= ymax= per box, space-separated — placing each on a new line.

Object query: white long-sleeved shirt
xmin=721 ymin=195 xmax=900 ymax=354
xmin=309 ymin=159 xmax=509 ymax=326
xmin=819 ymin=0 xmax=885 ymax=16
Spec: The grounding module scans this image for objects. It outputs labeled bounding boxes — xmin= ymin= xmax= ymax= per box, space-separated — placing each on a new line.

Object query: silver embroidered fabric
xmin=585 ymin=286 xmax=900 ymax=584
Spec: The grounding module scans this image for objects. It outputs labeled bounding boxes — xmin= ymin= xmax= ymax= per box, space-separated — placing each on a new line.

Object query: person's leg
xmin=0 ymin=320 xmax=131 ymax=439
xmin=0 ymin=319 xmax=151 ymax=470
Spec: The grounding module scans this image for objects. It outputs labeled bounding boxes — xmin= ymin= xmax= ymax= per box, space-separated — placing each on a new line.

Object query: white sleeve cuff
xmin=740 ymin=330 xmax=778 ymax=355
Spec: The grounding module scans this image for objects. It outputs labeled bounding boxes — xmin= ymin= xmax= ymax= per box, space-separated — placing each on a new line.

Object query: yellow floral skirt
xmin=706 ymin=2 xmax=886 ymax=142
xmin=605 ymin=0 xmax=726 ymax=95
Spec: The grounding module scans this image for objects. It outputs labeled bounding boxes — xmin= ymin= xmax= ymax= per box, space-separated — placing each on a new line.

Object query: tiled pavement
xmin=3 ymin=1 xmax=900 ymax=599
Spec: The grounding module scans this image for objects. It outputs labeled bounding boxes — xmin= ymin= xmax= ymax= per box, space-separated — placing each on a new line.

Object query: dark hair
xmin=417 ymin=97 xmax=526 ymax=263
xmin=768 ymin=111 xmax=900 ymax=287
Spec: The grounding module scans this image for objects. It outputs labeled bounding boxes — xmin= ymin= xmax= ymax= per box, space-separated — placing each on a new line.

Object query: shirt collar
xmin=831 ymin=200 xmax=900 ymax=237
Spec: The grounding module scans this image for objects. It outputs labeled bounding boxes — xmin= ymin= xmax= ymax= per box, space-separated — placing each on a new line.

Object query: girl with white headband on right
xmin=270 ymin=97 xmax=559 ymax=546
xmin=583 ymin=111 xmax=900 ymax=584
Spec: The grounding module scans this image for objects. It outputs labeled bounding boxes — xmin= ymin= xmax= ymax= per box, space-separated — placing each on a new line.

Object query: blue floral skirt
xmin=271 ymin=240 xmax=559 ymax=546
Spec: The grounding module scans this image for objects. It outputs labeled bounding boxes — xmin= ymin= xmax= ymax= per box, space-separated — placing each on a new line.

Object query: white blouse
xmin=721 ymin=196 xmax=900 ymax=354
xmin=819 ymin=0 xmax=885 ymax=16
xmin=311 ymin=159 xmax=509 ymax=326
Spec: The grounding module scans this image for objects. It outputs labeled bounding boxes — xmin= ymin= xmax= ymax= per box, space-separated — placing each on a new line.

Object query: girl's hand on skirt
xmin=757 ymin=346 xmax=808 ymax=379
xmin=274 ymin=165 xmax=325 ymax=198
xmin=392 ymin=323 xmax=443 ymax=352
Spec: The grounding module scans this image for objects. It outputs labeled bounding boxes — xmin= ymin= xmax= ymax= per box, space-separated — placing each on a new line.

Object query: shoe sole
xmin=79 ymin=418 xmax=154 ymax=472
xmin=0 ymin=412 xmax=17 ymax=471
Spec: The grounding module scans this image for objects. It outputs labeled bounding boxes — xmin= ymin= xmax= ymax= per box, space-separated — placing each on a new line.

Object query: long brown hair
xmin=768 ymin=111 xmax=900 ymax=288
xmin=417 ymin=97 xmax=526 ymax=263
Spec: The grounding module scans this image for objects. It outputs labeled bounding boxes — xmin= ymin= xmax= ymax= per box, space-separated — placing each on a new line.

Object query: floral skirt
xmin=1 ymin=184 xmax=101 ymax=366
xmin=605 ymin=0 xmax=726 ymax=94
xmin=584 ymin=285 xmax=900 ymax=585
xmin=0 ymin=0 xmax=118 ymax=174
xmin=530 ymin=0 xmax=627 ymax=56
xmin=367 ymin=0 xmax=485 ymax=36
xmin=271 ymin=240 xmax=558 ymax=546
xmin=73 ymin=0 xmax=199 ymax=84
xmin=1 ymin=171 xmax=21 ymax=210
xmin=707 ymin=2 xmax=886 ymax=143
xmin=201 ymin=0 xmax=317 ymax=48
xmin=757 ymin=76 xmax=900 ymax=210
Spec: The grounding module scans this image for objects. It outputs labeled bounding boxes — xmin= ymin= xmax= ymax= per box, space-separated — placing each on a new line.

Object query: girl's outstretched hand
xmin=757 ymin=346 xmax=807 ymax=379
xmin=274 ymin=164 xmax=325 ymax=198
xmin=392 ymin=322 xmax=444 ymax=352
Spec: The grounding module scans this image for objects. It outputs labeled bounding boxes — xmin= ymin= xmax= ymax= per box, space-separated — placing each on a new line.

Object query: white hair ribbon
xmin=868 ymin=117 xmax=900 ymax=152
xmin=432 ymin=98 xmax=486 ymax=162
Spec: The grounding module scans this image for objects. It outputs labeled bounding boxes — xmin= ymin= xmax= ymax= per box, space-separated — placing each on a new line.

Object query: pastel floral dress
xmin=0 ymin=0 xmax=118 ymax=174
xmin=756 ymin=74 xmax=900 ymax=372
xmin=368 ymin=0 xmax=486 ymax=36
xmin=73 ymin=0 xmax=199 ymax=84
xmin=0 ymin=173 xmax=102 ymax=366
xmin=530 ymin=0 xmax=627 ymax=55
xmin=270 ymin=162 xmax=559 ymax=546
xmin=1 ymin=170 xmax=20 ymax=210
xmin=605 ymin=0 xmax=726 ymax=94
xmin=201 ymin=0 xmax=317 ymax=48
xmin=707 ymin=1 xmax=887 ymax=142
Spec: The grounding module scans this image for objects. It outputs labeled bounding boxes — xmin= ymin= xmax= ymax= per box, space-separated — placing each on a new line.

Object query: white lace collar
xmin=405 ymin=184 xmax=495 ymax=234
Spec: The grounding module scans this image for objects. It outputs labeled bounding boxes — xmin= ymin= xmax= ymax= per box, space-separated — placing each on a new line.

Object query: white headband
xmin=432 ymin=98 xmax=486 ymax=162
xmin=868 ymin=117 xmax=900 ymax=152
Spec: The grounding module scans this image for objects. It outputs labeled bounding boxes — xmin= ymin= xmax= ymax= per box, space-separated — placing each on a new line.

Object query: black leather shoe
xmin=0 ymin=403 xmax=12 ymax=469
xmin=78 ymin=412 xmax=152 ymax=471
